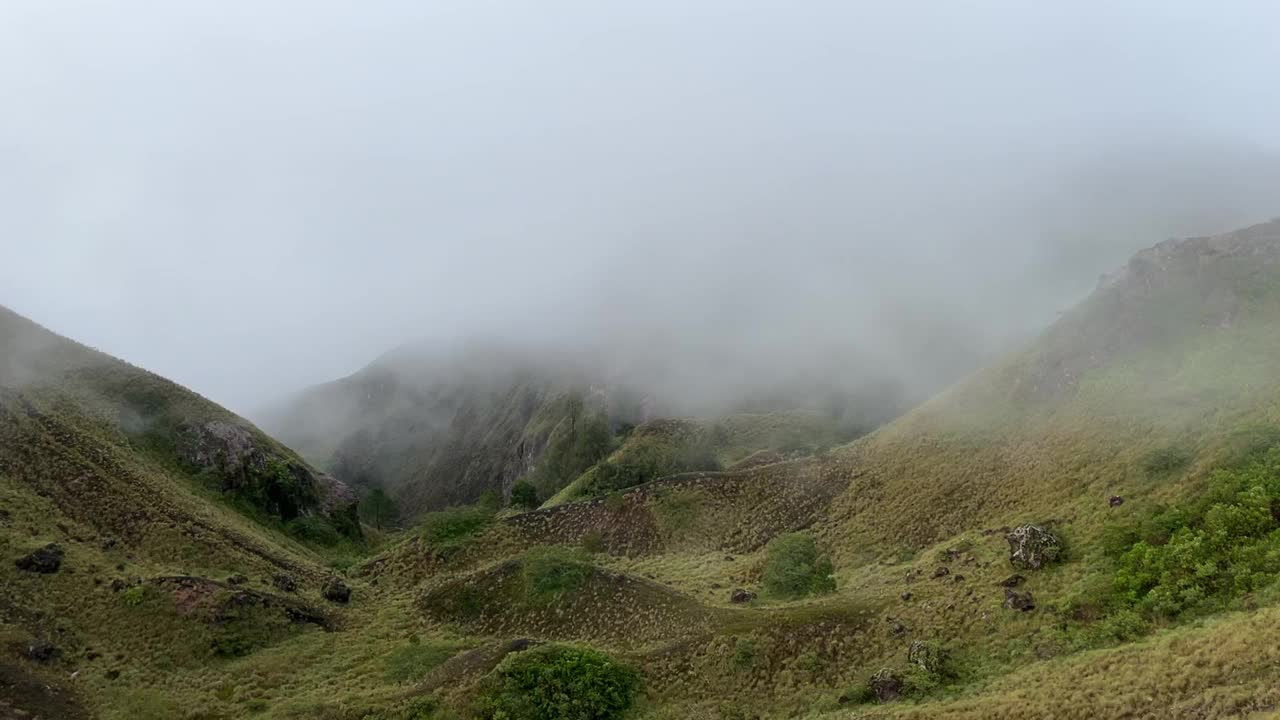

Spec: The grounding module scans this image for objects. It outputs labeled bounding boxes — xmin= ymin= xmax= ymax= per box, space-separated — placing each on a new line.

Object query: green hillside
xmin=7 ymin=219 xmax=1280 ymax=719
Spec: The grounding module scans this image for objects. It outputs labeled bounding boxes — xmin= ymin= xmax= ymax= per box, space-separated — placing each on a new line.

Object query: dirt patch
xmin=0 ymin=662 xmax=89 ymax=720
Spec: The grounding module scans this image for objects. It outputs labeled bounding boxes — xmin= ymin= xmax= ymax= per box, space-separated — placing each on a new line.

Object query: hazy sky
xmin=3 ymin=1 xmax=1280 ymax=414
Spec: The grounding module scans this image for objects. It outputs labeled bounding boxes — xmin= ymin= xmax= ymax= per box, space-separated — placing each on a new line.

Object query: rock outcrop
xmin=1006 ymin=525 xmax=1062 ymax=570
xmin=15 ymin=544 xmax=63 ymax=574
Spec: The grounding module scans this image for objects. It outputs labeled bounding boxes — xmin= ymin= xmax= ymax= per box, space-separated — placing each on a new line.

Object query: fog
xmin=3 ymin=1 xmax=1280 ymax=416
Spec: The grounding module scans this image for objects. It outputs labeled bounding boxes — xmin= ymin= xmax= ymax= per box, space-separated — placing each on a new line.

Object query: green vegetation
xmin=417 ymin=504 xmax=494 ymax=552
xmin=509 ymin=480 xmax=540 ymax=510
xmin=527 ymin=401 xmax=615 ymax=495
xmin=652 ymin=487 xmax=707 ymax=542
xmin=383 ymin=637 xmax=468 ymax=683
xmin=522 ymin=546 xmax=593 ymax=603
xmin=360 ymin=487 xmax=398 ymax=529
xmin=475 ymin=644 xmax=642 ymax=720
xmin=1143 ymin=444 xmax=1195 ymax=477
xmin=1107 ymin=448 xmax=1280 ymax=618
xmin=761 ymin=533 xmax=836 ymax=599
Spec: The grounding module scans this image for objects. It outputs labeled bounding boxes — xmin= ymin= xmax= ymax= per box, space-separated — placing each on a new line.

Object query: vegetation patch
xmin=651 ymin=487 xmax=708 ymax=543
xmin=417 ymin=504 xmax=494 ymax=552
xmin=1106 ymin=448 xmax=1280 ymax=618
xmin=761 ymin=532 xmax=836 ymax=599
xmin=475 ymin=644 xmax=642 ymax=720
xmin=1142 ymin=444 xmax=1195 ymax=477
xmin=521 ymin=546 xmax=593 ymax=604
xmin=384 ymin=637 xmax=469 ymax=683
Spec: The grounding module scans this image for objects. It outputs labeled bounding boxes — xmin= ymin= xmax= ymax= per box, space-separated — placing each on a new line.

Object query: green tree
xmin=762 ymin=532 xmax=836 ymax=598
xmin=510 ymin=480 xmax=540 ymax=509
xmin=359 ymin=487 xmax=397 ymax=529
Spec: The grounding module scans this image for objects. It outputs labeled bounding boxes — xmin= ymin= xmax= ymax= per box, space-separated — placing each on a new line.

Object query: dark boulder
xmin=322 ymin=578 xmax=352 ymax=604
xmin=1109 ymin=495 xmax=1125 ymax=507
xmin=932 ymin=566 xmax=950 ymax=579
xmin=15 ymin=544 xmax=63 ymax=574
xmin=1004 ymin=588 xmax=1036 ymax=611
xmin=999 ymin=574 xmax=1026 ymax=588
xmin=24 ymin=641 xmax=61 ymax=663
xmin=272 ymin=574 xmax=298 ymax=593
xmin=868 ymin=668 xmax=904 ymax=702
xmin=729 ymin=588 xmax=756 ymax=604
xmin=1006 ymin=525 xmax=1062 ymax=570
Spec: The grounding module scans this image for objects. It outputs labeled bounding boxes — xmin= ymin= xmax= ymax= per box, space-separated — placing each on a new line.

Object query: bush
xmin=731 ymin=637 xmax=756 ymax=670
xmin=476 ymin=644 xmax=642 ymax=720
xmin=762 ymin=533 xmax=836 ymax=599
xmin=522 ymin=546 xmax=592 ymax=603
xmin=1109 ymin=448 xmax=1280 ymax=617
xmin=510 ymin=481 xmax=540 ymax=510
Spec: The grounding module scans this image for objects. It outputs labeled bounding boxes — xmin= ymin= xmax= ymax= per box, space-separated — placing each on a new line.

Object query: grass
xmin=9 ymin=222 xmax=1280 ymax=718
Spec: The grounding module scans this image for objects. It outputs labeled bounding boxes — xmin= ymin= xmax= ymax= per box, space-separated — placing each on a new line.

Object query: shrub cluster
xmin=476 ymin=644 xmax=641 ymax=720
xmin=762 ymin=533 xmax=836 ymax=599
xmin=1109 ymin=448 xmax=1280 ymax=617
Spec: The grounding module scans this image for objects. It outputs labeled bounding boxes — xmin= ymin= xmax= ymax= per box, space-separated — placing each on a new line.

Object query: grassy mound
xmin=419 ymin=551 xmax=715 ymax=648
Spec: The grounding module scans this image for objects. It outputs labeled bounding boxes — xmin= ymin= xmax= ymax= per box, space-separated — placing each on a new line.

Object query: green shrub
xmin=122 ymin=585 xmax=147 ymax=607
xmin=1109 ymin=448 xmax=1280 ymax=617
xmin=510 ymin=481 xmax=540 ymax=510
xmin=476 ymin=644 xmax=642 ymax=720
xmin=522 ymin=546 xmax=592 ymax=603
xmin=602 ymin=492 xmax=626 ymax=513
xmin=762 ymin=533 xmax=836 ymax=599
xmin=731 ymin=637 xmax=756 ymax=670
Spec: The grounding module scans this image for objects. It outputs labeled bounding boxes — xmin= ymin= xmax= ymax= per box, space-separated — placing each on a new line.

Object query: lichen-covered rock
xmin=175 ymin=421 xmax=361 ymax=540
xmin=907 ymin=640 xmax=948 ymax=676
xmin=868 ymin=668 xmax=903 ymax=702
xmin=1006 ymin=525 xmax=1062 ymax=570
xmin=322 ymin=578 xmax=352 ymax=604
xmin=15 ymin=544 xmax=63 ymax=574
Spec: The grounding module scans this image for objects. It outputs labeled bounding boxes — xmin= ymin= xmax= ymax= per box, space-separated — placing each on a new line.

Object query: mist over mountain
xmin=4 ymin=2 xmax=1280 ymax=417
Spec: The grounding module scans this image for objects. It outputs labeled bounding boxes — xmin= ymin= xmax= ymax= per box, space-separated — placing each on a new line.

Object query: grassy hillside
xmin=8 ymin=219 xmax=1280 ymax=719
xmin=261 ymin=349 xmax=643 ymax=519
xmin=542 ymin=410 xmax=849 ymax=508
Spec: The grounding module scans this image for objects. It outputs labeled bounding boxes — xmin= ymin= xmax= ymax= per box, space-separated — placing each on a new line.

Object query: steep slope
xmin=822 ymin=217 xmax=1280 ymax=556
xmin=0 ymin=306 xmax=371 ymax=719
xmin=264 ymin=342 xmax=884 ymax=520
xmin=262 ymin=349 xmax=640 ymax=517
